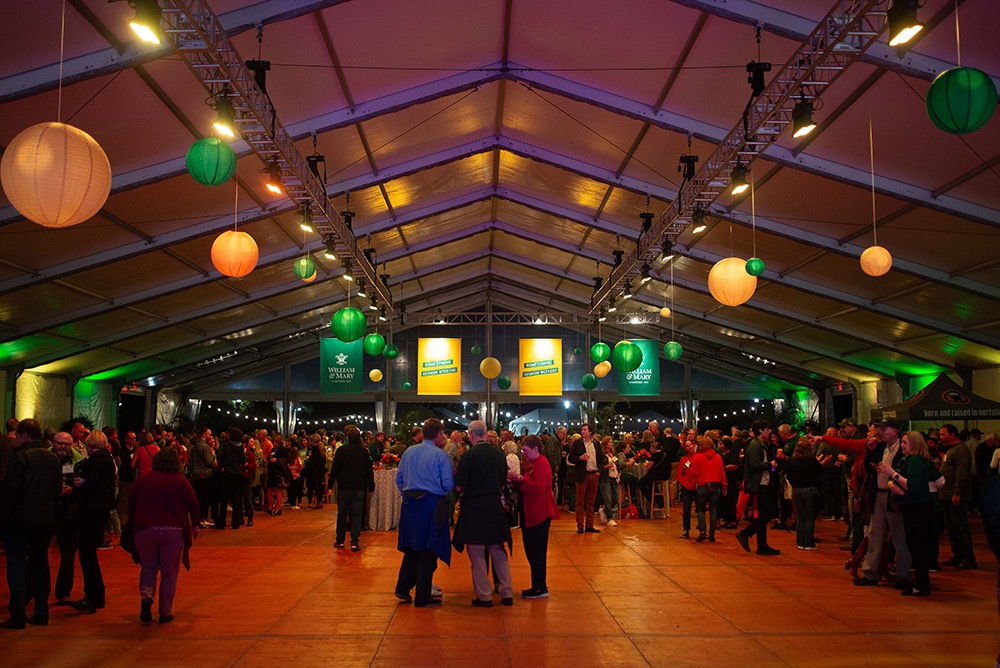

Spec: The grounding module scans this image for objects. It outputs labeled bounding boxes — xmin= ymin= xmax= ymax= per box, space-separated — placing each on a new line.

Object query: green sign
xmin=618 ymin=339 xmax=660 ymax=396
xmin=320 ymin=338 xmax=363 ymax=394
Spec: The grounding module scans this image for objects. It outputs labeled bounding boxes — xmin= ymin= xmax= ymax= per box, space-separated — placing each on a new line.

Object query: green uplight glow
xmin=908 ymin=374 xmax=939 ymax=396
xmin=84 ymin=360 xmax=168 ymax=383
xmin=941 ymin=338 xmax=965 ymax=356
xmin=0 ymin=336 xmax=54 ymax=364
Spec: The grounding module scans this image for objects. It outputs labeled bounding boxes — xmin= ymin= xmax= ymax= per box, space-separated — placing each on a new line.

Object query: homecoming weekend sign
xmin=618 ymin=339 xmax=660 ymax=397
xmin=320 ymin=338 xmax=363 ymax=394
xmin=519 ymin=338 xmax=562 ymax=396
xmin=417 ymin=338 xmax=462 ymax=396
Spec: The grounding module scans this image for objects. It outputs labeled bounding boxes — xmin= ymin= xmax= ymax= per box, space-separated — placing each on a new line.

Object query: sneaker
xmin=598 ymin=507 xmax=608 ymax=524
xmin=394 ymin=592 xmax=413 ymax=603
xmin=351 ymin=543 xmax=361 ymax=552
xmin=431 ymin=585 xmax=443 ymax=598
xmin=471 ymin=598 xmax=493 ymax=608
xmin=334 ymin=541 xmax=345 ymax=548
xmin=607 ymin=519 xmax=618 ymax=527
xmin=522 ymin=588 xmax=549 ymax=599
xmin=802 ymin=545 xmax=819 ymax=551
xmin=929 ymin=563 xmax=941 ymax=573
xmin=696 ymin=532 xmax=707 ymax=543
xmin=679 ymin=530 xmax=690 ymax=539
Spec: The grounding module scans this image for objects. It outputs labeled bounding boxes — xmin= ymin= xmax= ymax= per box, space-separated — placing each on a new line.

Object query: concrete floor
xmin=2 ymin=507 xmax=997 ymax=667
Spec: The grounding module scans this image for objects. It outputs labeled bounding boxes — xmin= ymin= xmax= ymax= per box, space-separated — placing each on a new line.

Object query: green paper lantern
xmin=581 ymin=373 xmax=598 ymax=390
xmin=363 ymin=333 xmax=386 ymax=356
xmin=293 ymin=257 xmax=316 ymax=281
xmin=186 ymin=137 xmax=236 ymax=186
xmin=573 ymin=347 xmax=582 ymax=356
xmin=402 ymin=381 xmax=412 ymax=390
xmin=496 ymin=375 xmax=511 ymax=390
xmin=664 ymin=341 xmax=683 ymax=361
xmin=926 ymin=67 xmax=997 ymax=134
xmin=745 ymin=257 xmax=765 ymax=277
xmin=330 ymin=306 xmax=366 ymax=343
xmin=611 ymin=340 xmax=643 ymax=373
xmin=471 ymin=344 xmax=482 ymax=355
xmin=590 ymin=342 xmax=610 ymax=364
xmin=383 ymin=343 xmax=399 ymax=360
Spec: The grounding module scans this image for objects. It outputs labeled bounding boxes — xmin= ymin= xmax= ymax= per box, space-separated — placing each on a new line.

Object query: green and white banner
xmin=320 ymin=338 xmax=363 ymax=394
xmin=618 ymin=339 xmax=660 ymax=396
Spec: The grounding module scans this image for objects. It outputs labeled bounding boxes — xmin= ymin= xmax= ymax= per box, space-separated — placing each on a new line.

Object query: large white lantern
xmin=708 ymin=257 xmax=757 ymax=306
xmin=1 ymin=122 xmax=112 ymax=228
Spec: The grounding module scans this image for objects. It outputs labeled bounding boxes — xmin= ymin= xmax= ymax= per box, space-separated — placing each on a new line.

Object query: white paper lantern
xmin=860 ymin=245 xmax=892 ymax=277
xmin=708 ymin=257 xmax=757 ymax=306
xmin=1 ymin=122 xmax=112 ymax=228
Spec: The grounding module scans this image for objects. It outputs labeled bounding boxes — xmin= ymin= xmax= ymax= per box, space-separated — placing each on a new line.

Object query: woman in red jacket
xmin=128 ymin=448 xmax=200 ymax=625
xmin=513 ymin=434 xmax=560 ymax=599
xmin=678 ymin=441 xmax=698 ymax=538
xmin=692 ymin=436 xmax=727 ymax=542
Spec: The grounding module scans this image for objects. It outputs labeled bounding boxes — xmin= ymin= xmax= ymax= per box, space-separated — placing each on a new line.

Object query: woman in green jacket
xmin=880 ymin=431 xmax=933 ymax=597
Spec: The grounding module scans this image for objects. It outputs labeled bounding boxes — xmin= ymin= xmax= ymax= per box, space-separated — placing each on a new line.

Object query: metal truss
xmin=591 ymin=0 xmax=889 ymax=311
xmin=158 ymin=0 xmax=390 ymax=309
xmin=399 ymin=311 xmax=663 ymax=326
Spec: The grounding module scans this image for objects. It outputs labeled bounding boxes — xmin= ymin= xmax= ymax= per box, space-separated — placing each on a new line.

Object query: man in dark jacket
xmin=940 ymin=423 xmax=977 ymax=569
xmin=453 ymin=420 xmax=513 ymax=607
xmin=568 ymin=424 xmax=607 ymax=534
xmin=214 ymin=428 xmax=246 ymax=531
xmin=331 ymin=426 xmax=375 ymax=550
xmin=1 ymin=419 xmax=61 ymax=628
xmin=735 ymin=420 xmax=781 ymax=556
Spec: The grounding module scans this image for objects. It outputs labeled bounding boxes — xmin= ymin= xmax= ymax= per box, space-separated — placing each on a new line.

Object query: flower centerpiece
xmin=633 ymin=449 xmax=652 ymax=465
xmin=380 ymin=453 xmax=400 ymax=469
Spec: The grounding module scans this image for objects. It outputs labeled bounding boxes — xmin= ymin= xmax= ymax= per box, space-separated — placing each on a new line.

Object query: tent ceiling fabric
xmin=1 ymin=0 xmax=998 ymax=392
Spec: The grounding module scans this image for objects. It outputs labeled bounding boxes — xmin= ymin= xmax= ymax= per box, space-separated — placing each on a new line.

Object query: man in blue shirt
xmin=394 ymin=418 xmax=454 ymax=607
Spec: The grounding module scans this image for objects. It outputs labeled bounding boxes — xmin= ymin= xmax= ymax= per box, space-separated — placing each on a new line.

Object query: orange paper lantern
xmin=1 ymin=122 xmax=111 ymax=228
xmin=211 ymin=230 xmax=258 ymax=277
xmin=860 ymin=245 xmax=892 ymax=277
xmin=708 ymin=257 xmax=757 ymax=306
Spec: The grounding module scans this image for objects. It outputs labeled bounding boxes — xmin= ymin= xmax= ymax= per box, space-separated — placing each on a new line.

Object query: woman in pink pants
xmin=128 ymin=448 xmax=200 ymax=624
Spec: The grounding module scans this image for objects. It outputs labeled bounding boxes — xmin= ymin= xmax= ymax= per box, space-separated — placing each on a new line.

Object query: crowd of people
xmin=0 ymin=413 xmax=997 ymax=627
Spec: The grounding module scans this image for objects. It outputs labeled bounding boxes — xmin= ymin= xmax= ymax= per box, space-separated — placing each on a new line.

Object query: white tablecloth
xmin=367 ymin=468 xmax=402 ymax=531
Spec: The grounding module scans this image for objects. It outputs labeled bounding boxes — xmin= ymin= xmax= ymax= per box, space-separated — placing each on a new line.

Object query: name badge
xmin=62 ymin=464 xmax=74 ymax=475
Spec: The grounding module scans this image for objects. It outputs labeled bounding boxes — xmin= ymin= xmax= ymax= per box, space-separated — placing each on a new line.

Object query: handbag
xmin=119 ymin=513 xmax=141 ymax=565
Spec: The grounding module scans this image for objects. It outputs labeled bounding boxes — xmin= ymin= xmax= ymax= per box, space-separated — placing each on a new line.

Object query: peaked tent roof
xmin=872 ymin=375 xmax=1000 ymax=422
xmin=0 ymin=0 xmax=998 ymax=395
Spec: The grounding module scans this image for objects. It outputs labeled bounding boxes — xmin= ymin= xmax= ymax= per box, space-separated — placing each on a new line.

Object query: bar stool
xmin=650 ymin=480 xmax=670 ymax=519
xmin=620 ymin=484 xmax=633 ymax=513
